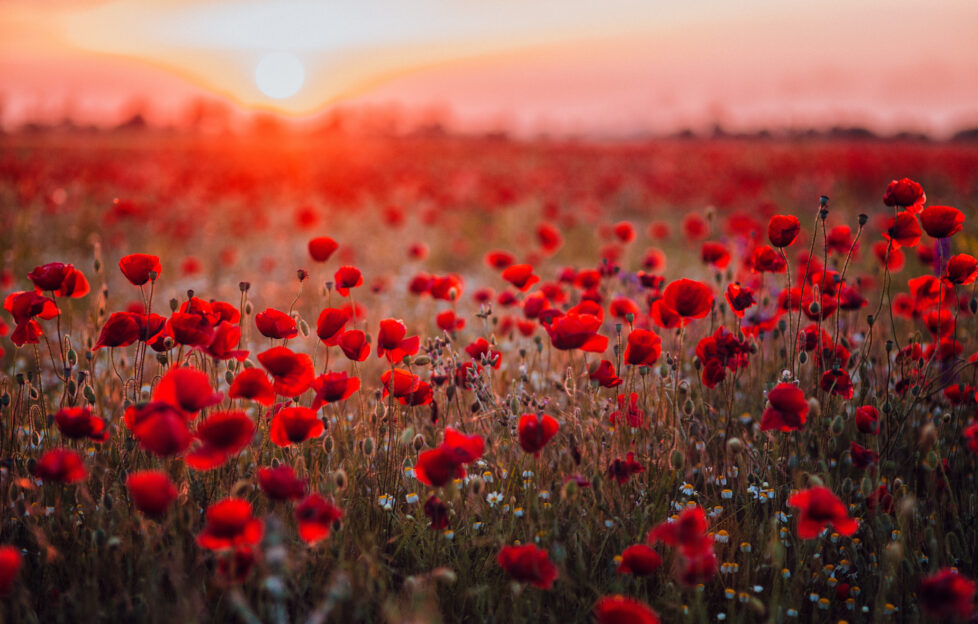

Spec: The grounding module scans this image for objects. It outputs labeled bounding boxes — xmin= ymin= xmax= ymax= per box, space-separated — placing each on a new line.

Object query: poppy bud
xmin=469 ymin=477 xmax=484 ymax=496
xmin=670 ymin=449 xmax=684 ymax=470
xmin=156 ymin=353 xmax=168 ymax=365
xmin=726 ymin=437 xmax=743 ymax=454
xmin=799 ymin=351 xmax=808 ymax=364
xmin=807 ymin=474 xmax=824 ymax=488
xmin=683 ymin=398 xmax=694 ymax=415
xmin=923 ymin=450 xmax=939 ymax=470
xmin=169 ymin=298 xmax=179 ymax=312
xmin=298 ymin=319 xmax=310 ymax=338
xmin=67 ymin=349 xmax=77 ymax=366
xmin=362 ymin=437 xmax=375 ymax=457
xmin=333 ymin=469 xmax=348 ymax=491
xmin=244 ymin=301 xmax=253 ymax=316
xmin=225 ymin=371 xmax=234 ymax=385
xmin=840 ymin=477 xmax=853 ymax=495
xmin=819 ymin=208 xmax=829 ymax=220
xmin=322 ymin=435 xmax=334 ymax=454
xmin=866 ymin=314 xmax=874 ymax=326
xmin=971 ymin=298 xmax=978 ymax=314
xmin=413 ymin=434 xmax=425 ymax=451
xmin=297 ymin=269 xmax=309 ymax=282
xmin=860 ymin=477 xmax=873 ymax=497
xmin=819 ymin=195 xmax=830 ymax=207
xmin=858 ymin=213 xmax=868 ymax=226
xmin=413 ymin=355 xmax=432 ymax=366
xmin=239 ymin=281 xmax=250 ymax=292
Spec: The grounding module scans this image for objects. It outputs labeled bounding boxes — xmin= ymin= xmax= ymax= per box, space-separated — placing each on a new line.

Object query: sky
xmin=2 ymin=0 xmax=977 ymax=136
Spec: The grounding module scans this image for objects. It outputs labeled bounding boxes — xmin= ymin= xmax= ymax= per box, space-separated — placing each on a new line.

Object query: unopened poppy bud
xmin=971 ymin=298 xmax=978 ymax=314
xmin=224 ymin=371 xmax=234 ymax=385
xmin=857 ymin=213 xmax=868 ymax=226
xmin=362 ymin=437 xmax=375 ymax=457
xmin=322 ymin=435 xmax=334 ymax=454
xmin=413 ymin=355 xmax=431 ymax=366
xmin=923 ymin=450 xmax=939 ymax=470
xmin=169 ymin=298 xmax=179 ymax=312
xmin=799 ymin=351 xmax=808 ymax=364
xmin=778 ymin=319 xmax=787 ymax=332
xmin=156 ymin=353 xmax=168 ymax=365
xmin=333 ymin=469 xmax=348 ymax=491
xmin=66 ymin=379 xmax=77 ymax=397
xmin=298 ymin=319 xmax=310 ymax=337
xmin=860 ymin=477 xmax=873 ymax=497
xmin=413 ymin=434 xmax=425 ymax=451
xmin=670 ymin=449 xmax=685 ymax=470
xmin=148 ymin=270 xmax=158 ymax=281
xmin=807 ymin=474 xmax=824 ymax=488
xmin=244 ymin=301 xmax=253 ymax=316
xmin=625 ymin=312 xmax=634 ymax=324
xmin=726 ymin=437 xmax=743 ymax=454
xmin=561 ymin=479 xmax=579 ymax=501
xmin=683 ymin=398 xmax=694 ymax=415
xmin=866 ymin=314 xmax=874 ymax=327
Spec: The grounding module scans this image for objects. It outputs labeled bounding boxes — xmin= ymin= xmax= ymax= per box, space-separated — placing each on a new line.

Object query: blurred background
xmin=2 ymin=0 xmax=978 ymax=139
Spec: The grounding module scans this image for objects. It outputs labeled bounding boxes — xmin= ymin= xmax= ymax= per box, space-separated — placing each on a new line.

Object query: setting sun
xmin=254 ymin=52 xmax=305 ymax=99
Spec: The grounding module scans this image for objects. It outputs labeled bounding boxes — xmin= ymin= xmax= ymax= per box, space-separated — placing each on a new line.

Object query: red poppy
xmin=376 ymin=318 xmax=420 ymax=363
xmin=310 ymin=372 xmax=360 ymax=409
xmin=820 ymin=369 xmax=854 ymax=399
xmin=518 ymin=413 xmax=559 ymax=455
xmin=682 ymin=213 xmax=708 ymax=241
xmin=695 ymin=326 xmax=751 ymax=388
xmin=867 ymin=484 xmax=894 ymax=514
xmin=186 ymin=411 xmax=255 ymax=470
xmin=497 ymin=544 xmax=558 ymax=589
xmin=485 ymin=250 xmax=516 ymax=270
xmin=294 ymin=494 xmax=343 ymax=545
xmin=258 ymin=346 xmax=314 ymax=397
xmin=647 ymin=506 xmax=712 ymax=558
xmin=594 ymin=595 xmax=659 ymax=624
xmin=197 ymin=498 xmax=263 ymax=551
xmin=205 ymin=321 xmax=249 ymax=361
xmin=34 ymin=449 xmax=86 ymax=484
xmin=93 ymin=312 xmax=141 ymax=350
xmin=724 ymin=283 xmax=755 ymax=318
xmin=423 ymin=494 xmax=450 ymax=530
xmin=616 ymin=545 xmax=662 ymax=576
xmin=502 ymin=264 xmax=540 ymax=291
xmin=308 ymin=236 xmax=339 ymax=262
xmin=965 ymin=423 xmax=978 ymax=455
xmin=54 ymin=407 xmax=108 ymax=442
xmin=315 ymin=307 xmax=349 ymax=345
xmin=334 ymin=265 xmax=363 ymax=296
xmin=607 ymin=452 xmax=644 ymax=484
xmin=544 ymin=313 xmax=608 ymax=352
xmin=612 ymin=221 xmax=636 ymax=243
xmin=465 ymin=337 xmax=501 ymax=368
xmin=642 ymin=247 xmax=666 ymax=271
xmin=119 ymin=254 xmax=162 ymax=286
xmin=649 ymin=299 xmax=682 ymax=329
xmin=883 ymin=211 xmax=921 ymax=248
xmin=436 ymin=309 xmax=465 ymax=332
xmin=661 ymin=278 xmax=714 ymax=323
xmin=918 ymin=569 xmax=976 ymax=620
xmin=787 ymin=486 xmax=858 ymax=539
xmin=748 ymin=245 xmax=787 ymax=273
xmin=827 ymin=225 xmax=855 ymax=254
xmin=849 ymin=441 xmax=877 ymax=470
xmin=255 ymin=308 xmax=297 ymax=340
xmin=381 ymin=368 xmax=422 ymax=399
xmin=336 ymin=329 xmax=370 ymax=361
xmin=760 ymin=383 xmax=809 ymax=431
xmin=29 ymin=262 xmax=89 ymax=298
xmin=768 ymin=214 xmax=801 ymax=248
xmin=166 ymin=312 xmax=215 ymax=347
xmin=399 ymin=379 xmax=433 ymax=406
xmin=126 ymin=470 xmax=178 ymax=516
xmin=624 ymin=329 xmax=662 ymax=366
xmin=154 ymin=366 xmax=223 ymax=415
xmin=0 ymin=546 xmax=22 ymax=597
xmin=536 ymin=222 xmax=563 ymax=253
xmin=854 ymin=405 xmax=879 ymax=434
xmin=883 ymin=177 xmax=926 ymax=213
xmin=228 ymin=368 xmax=276 ymax=406
xmin=258 ymin=466 xmax=308 ymax=501
xmin=589 ymin=359 xmax=623 ymax=387
xmin=270 ymin=406 xmax=324 ymax=446
xmin=919 ymin=205 xmax=964 ymax=238
xmin=124 ymin=401 xmax=192 ymax=457
xmin=609 ymin=393 xmax=645 ymax=428
xmin=3 ymin=291 xmax=59 ymax=346
xmin=429 ymin=274 xmax=464 ymax=301
xmin=944 ymin=254 xmax=978 ymax=286
xmin=415 ymin=447 xmax=465 ymax=487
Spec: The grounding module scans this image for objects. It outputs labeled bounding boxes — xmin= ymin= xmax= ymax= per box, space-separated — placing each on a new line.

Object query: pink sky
xmin=2 ymin=0 xmax=977 ymax=136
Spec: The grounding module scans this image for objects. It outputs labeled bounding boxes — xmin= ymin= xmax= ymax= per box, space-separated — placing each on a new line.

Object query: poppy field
xmin=1 ymin=132 xmax=978 ymax=623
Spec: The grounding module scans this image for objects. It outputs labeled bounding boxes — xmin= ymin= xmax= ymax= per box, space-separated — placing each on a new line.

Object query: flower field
xmin=1 ymin=131 xmax=977 ymax=623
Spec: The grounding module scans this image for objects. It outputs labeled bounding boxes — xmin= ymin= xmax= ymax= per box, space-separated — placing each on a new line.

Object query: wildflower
xmin=405 ymin=492 xmax=419 ymax=504
xmin=126 ymin=470 xmax=178 ymax=516
xmin=197 ymin=499 xmax=263 ymax=551
xmin=186 ymin=410 xmax=255 ymax=470
xmin=378 ymin=495 xmax=394 ymax=511
xmin=517 ymin=413 xmax=559 ymax=455
xmin=258 ymin=346 xmax=314 ymax=397
xmin=487 ymin=492 xmax=503 ymax=507
xmin=295 ymin=494 xmax=343 ymax=544
xmin=53 ymin=407 xmax=108 ymax=443
xmin=760 ymin=383 xmax=809 ymax=432
xmin=768 ymin=215 xmax=801 ymax=248
xmin=228 ymin=368 xmax=276 ymax=406
xmin=119 ymin=253 xmax=161 ymax=286
xmin=0 ymin=546 xmax=22 ymax=596
xmin=308 ymin=236 xmax=338 ymax=262
xmin=787 ymin=487 xmax=858 ymax=539
xmin=258 ymin=466 xmax=308 ymax=501
xmin=593 ymin=595 xmax=660 ymax=624
xmin=919 ymin=205 xmax=964 ymax=239
xmin=607 ymin=452 xmax=644 ymax=484
xmin=34 ymin=449 xmax=86 ymax=484
xmin=497 ymin=544 xmax=557 ymax=589
xmin=883 ymin=178 xmax=926 ymax=212
xmin=270 ymin=407 xmax=323 ymax=447
xmin=617 ymin=544 xmax=661 ymax=576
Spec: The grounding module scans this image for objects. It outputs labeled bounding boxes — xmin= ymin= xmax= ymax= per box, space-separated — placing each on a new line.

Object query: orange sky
xmin=2 ymin=0 xmax=978 ymax=136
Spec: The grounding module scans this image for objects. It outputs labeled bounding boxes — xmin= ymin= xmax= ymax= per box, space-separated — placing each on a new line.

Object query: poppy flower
xmin=607 ymin=452 xmax=644 ymax=484
xmin=119 ymin=254 xmax=161 ymax=286
xmin=126 ymin=470 xmax=178 ymax=516
xmin=398 ymin=379 xmax=433 ymax=407
xmin=270 ymin=406 xmax=324 ymax=447
xmin=464 ymin=338 xmax=501 ymax=368
xmin=441 ymin=428 xmax=484 ymax=464
xmin=883 ymin=177 xmax=926 ymax=212
xmin=381 ymin=368 xmax=422 ymax=400
xmin=423 ymin=495 xmax=449 ymax=530
xmin=255 ymin=308 xmax=297 ymax=340
xmin=4 ymin=291 xmax=59 ymax=346
xmin=647 ymin=506 xmax=712 ymax=558
xmin=497 ymin=544 xmax=558 ymax=589
xmin=501 ymin=264 xmax=540 ymax=291
xmin=760 ymin=383 xmax=809 ymax=432
xmin=854 ymin=405 xmax=879 ymax=434
xmin=965 ymin=423 xmax=978 ymax=455
xmin=827 ymin=225 xmax=855 ymax=254
xmin=316 ymin=307 xmax=349 ymax=345
xmin=616 ymin=545 xmax=662 ymax=576
xmin=682 ymin=213 xmax=708 ymax=241
xmin=436 ymin=309 xmax=465 ymax=332
xmin=310 ymin=371 xmax=360 ymax=409
xmin=623 ymin=329 xmax=662 ymax=366
xmin=53 ymin=407 xmax=108 ymax=442
xmin=308 ymin=236 xmax=339 ymax=262
xmin=166 ymin=312 xmax=215 ymax=347
xmin=294 ymin=494 xmax=343 ymax=545
xmin=336 ymin=329 xmax=370 ymax=361
xmin=593 ymin=595 xmax=659 ymax=624
xmin=154 ymin=366 xmax=223 ymax=415
xmin=768 ymin=214 xmax=801 ymax=248
xmin=544 ymin=313 xmax=608 ymax=353
xmin=376 ymin=318 xmax=420 ymax=363
xmin=849 ymin=442 xmax=877 ymax=470
xmin=883 ymin=211 xmax=921 ymax=248
xmin=919 ymin=205 xmax=964 ymax=238
xmin=429 ymin=274 xmax=464 ymax=301
xmin=724 ymin=283 xmax=755 ymax=318
xmin=820 ymin=369 xmax=854 ymax=399
xmin=258 ymin=346 xmax=314 ymax=397
xmin=918 ymin=569 xmax=976 ymax=620
xmin=205 ymin=321 xmax=249 ymax=361
xmin=485 ymin=250 xmax=516 ymax=270
xmin=866 ymin=484 xmax=894 ymax=514
xmin=258 ymin=466 xmax=308 ymax=501
xmin=186 ymin=411 xmax=255 ymax=470
xmin=197 ymin=498 xmax=263 ymax=551
xmin=517 ymin=413 xmax=559 ymax=455
xmin=124 ymin=401 xmax=192 ymax=457
xmin=944 ymin=254 xmax=978 ymax=286
xmin=787 ymin=486 xmax=858 ymax=539
xmin=94 ymin=312 xmax=141 ymax=350
xmin=748 ymin=245 xmax=787 ymax=273
xmin=34 ymin=449 xmax=86 ymax=484
xmin=0 ymin=546 xmax=22 ymax=596
xmin=536 ymin=223 xmax=563 ymax=254
xmin=661 ymin=278 xmax=713 ymax=323
xmin=415 ymin=447 xmax=465 ymax=487
xmin=334 ymin=266 xmax=363 ymax=296
xmin=27 ymin=262 xmax=71 ymax=292
xmin=649 ymin=299 xmax=682 ymax=329
xmin=609 ymin=392 xmax=645 ymax=428
xmin=589 ymin=360 xmax=623 ymax=388
xmin=228 ymin=368 xmax=276 ymax=406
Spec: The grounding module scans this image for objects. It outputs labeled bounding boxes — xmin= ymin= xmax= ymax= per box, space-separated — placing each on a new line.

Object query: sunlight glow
xmin=255 ymin=52 xmax=305 ymax=99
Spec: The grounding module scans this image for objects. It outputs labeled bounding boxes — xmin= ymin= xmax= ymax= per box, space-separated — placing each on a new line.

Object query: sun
xmin=254 ymin=52 xmax=306 ymax=99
